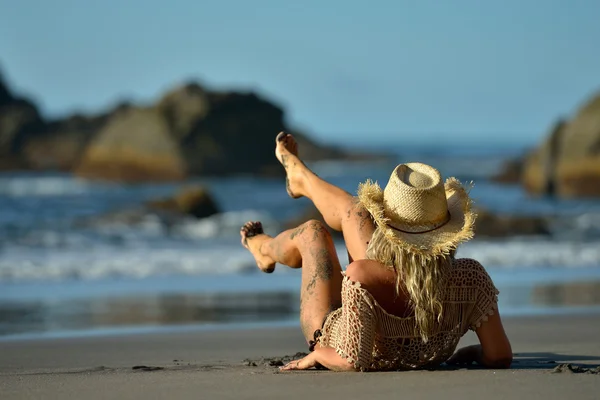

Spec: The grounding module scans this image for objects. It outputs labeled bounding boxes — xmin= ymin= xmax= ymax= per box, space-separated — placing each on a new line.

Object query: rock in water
xmin=178 ymin=90 xmax=287 ymax=177
xmin=146 ymin=186 xmax=220 ymax=219
xmin=75 ymin=107 xmax=186 ymax=182
xmin=555 ymin=93 xmax=600 ymax=197
xmin=492 ymin=158 xmax=524 ymax=185
xmin=522 ymin=120 xmax=566 ymax=196
xmin=1 ymin=72 xmax=362 ymax=180
xmin=156 ymin=83 xmax=210 ymax=140
xmin=22 ymin=113 xmax=108 ymax=171
xmin=474 ymin=209 xmax=550 ymax=237
xmin=0 ymin=73 xmax=44 ymax=170
xmin=523 ymin=93 xmax=600 ymax=198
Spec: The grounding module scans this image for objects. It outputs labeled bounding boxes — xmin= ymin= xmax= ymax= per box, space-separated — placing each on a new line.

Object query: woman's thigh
xmin=296 ymin=220 xmax=344 ymax=342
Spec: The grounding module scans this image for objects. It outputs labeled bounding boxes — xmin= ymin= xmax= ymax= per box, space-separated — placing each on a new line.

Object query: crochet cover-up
xmin=319 ymin=258 xmax=499 ymax=371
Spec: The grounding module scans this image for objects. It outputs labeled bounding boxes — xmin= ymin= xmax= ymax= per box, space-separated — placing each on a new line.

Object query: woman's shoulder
xmin=345 ymin=259 xmax=384 ymax=282
xmin=451 ymin=257 xmax=486 ymax=272
xmin=450 ymin=258 xmax=498 ymax=292
xmin=344 ymin=259 xmax=397 ymax=290
xmin=344 ymin=260 xmax=408 ymax=315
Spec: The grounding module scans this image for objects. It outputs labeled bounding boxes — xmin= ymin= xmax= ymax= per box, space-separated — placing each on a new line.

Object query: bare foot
xmin=240 ymin=221 xmax=276 ymax=273
xmin=275 ymin=132 xmax=305 ymax=199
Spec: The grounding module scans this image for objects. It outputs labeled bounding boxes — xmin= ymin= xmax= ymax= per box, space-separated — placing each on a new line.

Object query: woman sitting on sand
xmin=240 ymin=133 xmax=513 ymax=372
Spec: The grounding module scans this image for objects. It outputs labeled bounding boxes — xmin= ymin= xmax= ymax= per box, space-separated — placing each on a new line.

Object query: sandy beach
xmin=1 ymin=314 xmax=599 ymax=400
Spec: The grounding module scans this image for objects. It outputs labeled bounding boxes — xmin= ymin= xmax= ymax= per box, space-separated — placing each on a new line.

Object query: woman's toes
xmin=239 ymin=221 xmax=276 ymax=273
xmin=276 ymin=131 xmax=287 ymax=143
xmin=240 ymin=224 xmax=250 ymax=248
xmin=240 ymin=221 xmax=264 ymax=244
xmin=278 ymin=133 xmax=298 ymax=156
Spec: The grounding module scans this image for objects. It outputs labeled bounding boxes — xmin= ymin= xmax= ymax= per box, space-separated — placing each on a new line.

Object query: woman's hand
xmin=446 ymin=345 xmax=482 ymax=366
xmin=279 ymin=347 xmax=357 ymax=372
xmin=280 ymin=353 xmax=317 ymax=371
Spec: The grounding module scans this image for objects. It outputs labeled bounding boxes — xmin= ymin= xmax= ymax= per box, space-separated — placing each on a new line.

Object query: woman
xmin=240 ymin=132 xmax=512 ymax=372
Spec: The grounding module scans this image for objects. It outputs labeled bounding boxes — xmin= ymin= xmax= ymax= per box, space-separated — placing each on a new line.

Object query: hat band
xmin=386 ymin=211 xmax=451 ymax=234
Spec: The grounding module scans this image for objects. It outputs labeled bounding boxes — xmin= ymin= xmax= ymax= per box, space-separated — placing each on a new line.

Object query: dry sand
xmin=1 ymin=314 xmax=599 ymax=400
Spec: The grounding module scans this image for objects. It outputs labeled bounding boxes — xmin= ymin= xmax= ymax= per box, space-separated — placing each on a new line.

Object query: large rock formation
xmin=76 ymin=107 xmax=187 ymax=181
xmin=0 ymin=73 xmax=45 ymax=170
xmin=520 ymin=92 xmax=600 ymax=198
xmin=175 ymin=88 xmax=289 ymax=177
xmin=74 ymin=85 xmax=295 ymax=180
xmin=0 ymin=71 xmax=106 ymax=172
xmin=0 ymin=72 xmax=351 ymax=181
xmin=21 ymin=113 xmax=109 ymax=171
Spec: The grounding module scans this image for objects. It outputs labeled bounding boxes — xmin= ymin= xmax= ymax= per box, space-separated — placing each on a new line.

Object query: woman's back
xmin=344 ymin=259 xmax=412 ymax=319
xmin=319 ymin=257 xmax=499 ymax=371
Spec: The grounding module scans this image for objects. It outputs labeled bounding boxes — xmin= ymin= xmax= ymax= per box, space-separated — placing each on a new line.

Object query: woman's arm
xmin=280 ymin=346 xmax=358 ymax=372
xmin=446 ymin=344 xmax=484 ymax=366
xmin=448 ymin=312 xmax=513 ymax=369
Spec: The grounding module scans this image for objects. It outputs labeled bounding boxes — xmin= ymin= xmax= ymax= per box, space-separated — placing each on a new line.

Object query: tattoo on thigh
xmin=290 ymin=225 xmax=306 ymax=240
xmin=301 ymin=271 xmax=318 ymax=339
xmin=311 ymin=223 xmax=328 ymax=241
xmin=315 ymin=248 xmax=334 ymax=281
xmin=306 ymin=271 xmax=317 ymax=294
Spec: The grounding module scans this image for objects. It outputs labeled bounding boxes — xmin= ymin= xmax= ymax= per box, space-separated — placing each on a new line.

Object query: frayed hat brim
xmin=357 ymin=177 xmax=476 ymax=257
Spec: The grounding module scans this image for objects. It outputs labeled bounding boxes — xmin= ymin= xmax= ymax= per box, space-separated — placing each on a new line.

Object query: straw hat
xmin=357 ymin=162 xmax=476 ymax=256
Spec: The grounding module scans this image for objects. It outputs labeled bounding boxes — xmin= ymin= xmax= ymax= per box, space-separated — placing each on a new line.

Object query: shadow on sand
xmin=238 ymin=352 xmax=600 ymax=373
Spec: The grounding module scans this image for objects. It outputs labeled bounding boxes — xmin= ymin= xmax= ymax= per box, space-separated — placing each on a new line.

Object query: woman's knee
xmin=302 ymin=219 xmax=332 ymax=241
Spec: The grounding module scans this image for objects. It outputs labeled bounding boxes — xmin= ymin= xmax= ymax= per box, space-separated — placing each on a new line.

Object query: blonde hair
xmin=366 ymin=227 xmax=454 ymax=341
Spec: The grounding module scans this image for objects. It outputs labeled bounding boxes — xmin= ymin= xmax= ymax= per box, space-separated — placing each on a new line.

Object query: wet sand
xmin=1 ymin=314 xmax=599 ymax=400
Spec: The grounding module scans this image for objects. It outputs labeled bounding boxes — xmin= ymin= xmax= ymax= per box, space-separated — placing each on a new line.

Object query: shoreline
xmin=2 ymin=268 xmax=600 ymax=342
xmin=1 ymin=314 xmax=599 ymax=399
xmin=2 ymin=305 xmax=600 ymax=344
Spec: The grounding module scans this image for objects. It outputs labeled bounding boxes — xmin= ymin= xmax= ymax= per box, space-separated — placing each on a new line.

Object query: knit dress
xmin=318 ymin=258 xmax=499 ymax=371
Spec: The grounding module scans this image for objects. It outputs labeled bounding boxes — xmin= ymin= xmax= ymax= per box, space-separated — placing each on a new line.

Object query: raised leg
xmin=241 ymin=220 xmax=343 ymax=342
xmin=275 ymin=132 xmax=376 ymax=261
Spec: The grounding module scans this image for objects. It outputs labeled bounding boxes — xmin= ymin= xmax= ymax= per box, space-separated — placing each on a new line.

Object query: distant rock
xmin=177 ymin=88 xmax=288 ymax=177
xmin=74 ymin=84 xmax=353 ymax=181
xmin=491 ymin=158 xmax=523 ymax=184
xmin=0 ymin=74 xmax=45 ymax=170
xmin=156 ymin=83 xmax=210 ymax=141
xmin=474 ymin=209 xmax=550 ymax=238
xmin=77 ymin=185 xmax=220 ymax=232
xmin=0 ymin=71 xmax=13 ymax=105
xmin=146 ymin=186 xmax=219 ymax=219
xmin=75 ymin=107 xmax=186 ymax=182
xmin=0 ymin=72 xmax=365 ymax=181
xmin=22 ymin=113 xmax=108 ymax=171
xmin=520 ymin=92 xmax=600 ymax=198
xmin=521 ymin=120 xmax=566 ymax=195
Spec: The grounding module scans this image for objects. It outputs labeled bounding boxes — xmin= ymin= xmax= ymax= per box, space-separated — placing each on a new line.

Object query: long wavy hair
xmin=366 ymin=227 xmax=455 ymax=341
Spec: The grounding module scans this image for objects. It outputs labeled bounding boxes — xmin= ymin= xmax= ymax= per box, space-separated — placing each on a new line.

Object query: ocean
xmin=1 ymin=144 xmax=600 ymax=340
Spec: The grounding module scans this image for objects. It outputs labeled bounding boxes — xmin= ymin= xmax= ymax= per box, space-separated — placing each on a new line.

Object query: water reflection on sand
xmin=1 ymin=279 xmax=600 ymax=339
xmin=531 ymin=281 xmax=600 ymax=307
xmin=0 ymin=291 xmax=296 ymax=337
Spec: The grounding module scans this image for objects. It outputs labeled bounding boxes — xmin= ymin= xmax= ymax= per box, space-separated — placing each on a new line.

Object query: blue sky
xmin=1 ymin=0 xmax=599 ymax=147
